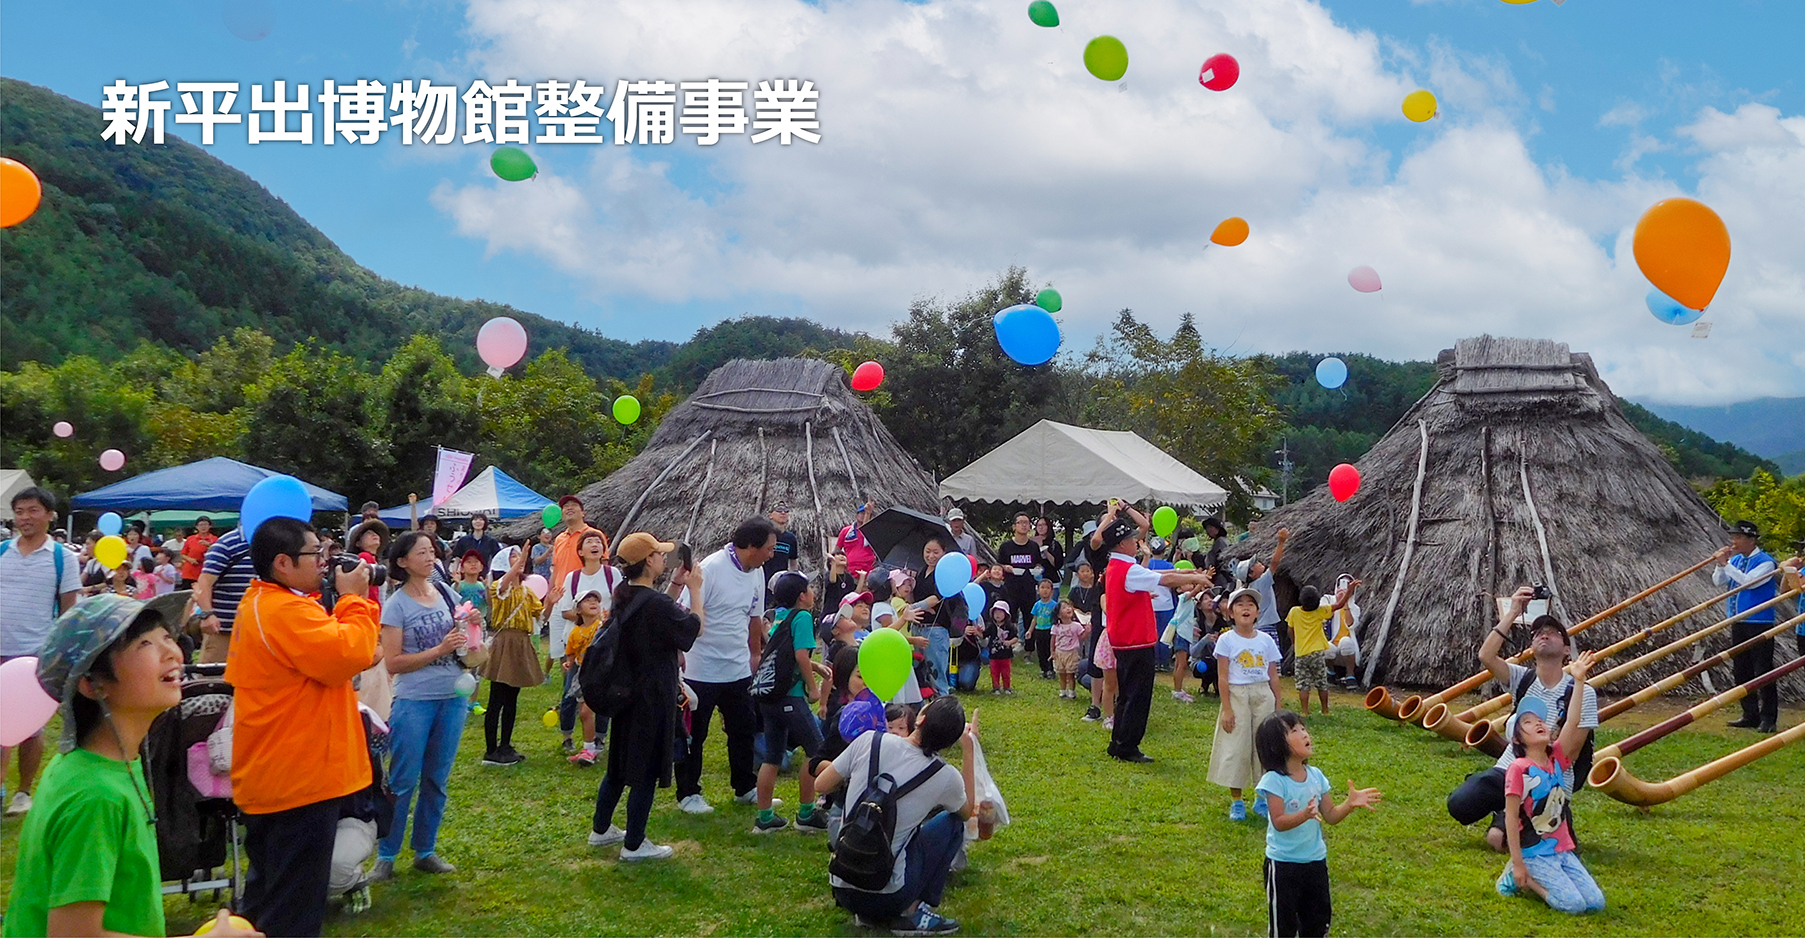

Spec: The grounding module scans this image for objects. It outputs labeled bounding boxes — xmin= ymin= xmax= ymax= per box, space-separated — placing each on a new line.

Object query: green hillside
xmin=0 ymin=78 xmax=674 ymax=380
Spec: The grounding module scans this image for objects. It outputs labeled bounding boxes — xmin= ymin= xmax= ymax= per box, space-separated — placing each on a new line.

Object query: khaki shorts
xmin=1294 ymin=650 xmax=1331 ymax=691
xmin=1052 ymin=649 xmax=1081 ymax=675
xmin=198 ymin=631 xmax=232 ymax=664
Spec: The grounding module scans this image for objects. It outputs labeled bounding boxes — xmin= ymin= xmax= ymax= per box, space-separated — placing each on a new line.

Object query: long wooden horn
xmin=1596 ymin=651 xmax=1805 ymax=763
xmin=1457 ymin=588 xmax=1802 ymax=752
xmin=1589 ymin=718 xmax=1805 ymax=807
xmin=1384 ymin=555 xmax=1716 ymax=723
xmin=1597 ymin=609 xmax=1805 ymax=723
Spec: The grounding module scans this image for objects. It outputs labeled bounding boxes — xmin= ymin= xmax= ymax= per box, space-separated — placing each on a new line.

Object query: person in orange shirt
xmin=227 ymin=516 xmax=381 ymax=938
xmin=178 ymin=515 xmax=217 ymax=588
xmin=548 ymin=495 xmax=606 ymax=604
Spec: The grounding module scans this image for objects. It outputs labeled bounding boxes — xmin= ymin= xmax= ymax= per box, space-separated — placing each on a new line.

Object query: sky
xmin=3 ymin=0 xmax=1802 ymax=405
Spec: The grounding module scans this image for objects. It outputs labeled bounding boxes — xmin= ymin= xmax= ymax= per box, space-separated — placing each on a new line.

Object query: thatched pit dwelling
xmin=527 ymin=358 xmax=942 ymax=573
xmin=1228 ymin=336 xmax=1798 ymax=696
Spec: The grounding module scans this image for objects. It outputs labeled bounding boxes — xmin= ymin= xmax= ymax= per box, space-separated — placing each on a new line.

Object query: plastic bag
xmin=964 ymin=737 xmax=1009 ymax=842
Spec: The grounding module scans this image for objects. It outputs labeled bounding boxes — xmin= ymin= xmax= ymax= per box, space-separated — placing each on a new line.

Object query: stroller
xmin=142 ymin=662 xmax=243 ymax=905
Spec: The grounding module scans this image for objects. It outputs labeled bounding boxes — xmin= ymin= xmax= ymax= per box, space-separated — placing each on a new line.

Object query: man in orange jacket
xmin=227 ymin=516 xmax=381 ymax=938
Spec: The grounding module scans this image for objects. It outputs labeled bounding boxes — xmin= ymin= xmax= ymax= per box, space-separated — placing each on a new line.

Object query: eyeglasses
xmin=292 ymin=550 xmax=324 ymax=563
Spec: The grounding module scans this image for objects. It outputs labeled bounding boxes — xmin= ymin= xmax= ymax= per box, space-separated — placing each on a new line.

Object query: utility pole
xmin=1275 ymin=438 xmax=1293 ymax=506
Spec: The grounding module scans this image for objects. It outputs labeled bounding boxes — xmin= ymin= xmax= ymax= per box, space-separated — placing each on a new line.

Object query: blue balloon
xmin=240 ymin=475 xmax=313 ymax=538
xmin=1646 ymin=288 xmax=1702 ymax=326
xmin=1315 ymin=356 xmax=1348 ymax=390
xmin=934 ymin=551 xmax=973 ymax=598
xmin=961 ymin=582 xmax=987 ymax=620
xmin=993 ymin=303 xmax=1062 ymax=366
xmin=97 ymin=512 xmax=123 ymax=536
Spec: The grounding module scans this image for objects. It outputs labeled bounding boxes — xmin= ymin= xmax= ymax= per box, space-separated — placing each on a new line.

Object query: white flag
xmin=432 ymin=448 xmax=475 ymax=507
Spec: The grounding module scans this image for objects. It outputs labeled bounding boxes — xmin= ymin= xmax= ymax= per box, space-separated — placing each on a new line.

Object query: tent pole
xmin=1365 ymin=419 xmax=1429 ymax=685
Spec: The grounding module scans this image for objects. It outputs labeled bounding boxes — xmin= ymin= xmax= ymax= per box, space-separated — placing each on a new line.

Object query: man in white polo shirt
xmin=0 ymin=486 xmax=82 ymax=816
xmin=673 ymin=517 xmax=778 ymax=815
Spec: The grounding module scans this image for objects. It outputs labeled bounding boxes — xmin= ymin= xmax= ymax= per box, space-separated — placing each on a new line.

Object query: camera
xmin=1531 ymin=584 xmax=1552 ymax=601
xmin=318 ymin=555 xmax=388 ymax=611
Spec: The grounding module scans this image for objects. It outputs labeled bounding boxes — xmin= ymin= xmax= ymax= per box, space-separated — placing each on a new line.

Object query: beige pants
xmin=1208 ymin=681 xmax=1277 ymax=790
xmin=198 ymin=631 xmax=231 ymax=664
xmin=356 ymin=659 xmax=393 ymax=722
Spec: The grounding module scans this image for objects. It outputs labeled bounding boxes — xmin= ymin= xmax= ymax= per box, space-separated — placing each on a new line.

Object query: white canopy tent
xmin=939 ymin=420 xmax=1229 ymax=509
xmin=1 ymin=469 xmax=38 ymax=521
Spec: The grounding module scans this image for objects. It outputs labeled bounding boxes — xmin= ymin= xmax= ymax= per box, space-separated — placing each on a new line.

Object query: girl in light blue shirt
xmin=1254 ymin=711 xmax=1383 ymax=938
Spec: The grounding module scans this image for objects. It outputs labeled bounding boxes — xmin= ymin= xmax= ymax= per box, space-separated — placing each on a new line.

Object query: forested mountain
xmin=0 ymin=78 xmax=674 ymax=380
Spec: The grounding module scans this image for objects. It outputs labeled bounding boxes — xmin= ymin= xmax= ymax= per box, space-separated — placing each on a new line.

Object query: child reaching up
xmin=1209 ymin=587 xmax=1283 ymax=820
xmin=1254 ymin=711 xmax=1383 ymax=938
xmin=1284 ymin=580 xmax=1357 ymax=717
xmin=1051 ymin=600 xmax=1086 ymax=699
xmin=563 ymin=590 xmax=606 ymax=767
xmin=1498 ymin=650 xmax=1605 ymax=915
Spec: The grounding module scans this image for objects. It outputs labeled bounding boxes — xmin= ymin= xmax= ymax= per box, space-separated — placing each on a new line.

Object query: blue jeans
xmin=923 ymin=627 xmax=951 ymax=695
xmin=833 ymin=809 xmax=965 ymax=921
xmin=956 ymin=659 xmax=982 ymax=692
xmin=1501 ymin=851 xmax=1605 ymax=914
xmin=380 ymin=696 xmax=469 ymax=861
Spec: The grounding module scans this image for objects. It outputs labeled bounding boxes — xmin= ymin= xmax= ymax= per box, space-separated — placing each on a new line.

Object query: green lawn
xmin=4 ymin=675 xmax=1801 ymax=936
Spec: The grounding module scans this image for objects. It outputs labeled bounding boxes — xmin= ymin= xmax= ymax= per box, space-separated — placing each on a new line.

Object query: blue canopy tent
xmin=376 ymin=466 xmax=552 ymax=526
xmin=72 ymin=457 xmax=348 ymax=515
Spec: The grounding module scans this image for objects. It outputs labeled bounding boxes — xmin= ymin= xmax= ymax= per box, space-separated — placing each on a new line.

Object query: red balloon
xmin=1328 ymin=463 xmax=1361 ymax=503
xmin=1199 ymin=53 xmax=1240 ymax=91
xmin=851 ymin=360 xmax=885 ymax=392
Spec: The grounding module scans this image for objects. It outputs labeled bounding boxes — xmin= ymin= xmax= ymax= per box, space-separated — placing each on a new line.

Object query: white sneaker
xmin=587 ymin=825 xmax=626 ymax=847
xmin=619 ymin=840 xmax=674 ymax=861
xmin=1102 ymin=717 xmax=1115 ymax=730
xmin=735 ymin=790 xmax=780 ymax=807
xmin=5 ymin=792 xmax=31 ymax=816
xmin=678 ymin=794 xmax=715 ymax=815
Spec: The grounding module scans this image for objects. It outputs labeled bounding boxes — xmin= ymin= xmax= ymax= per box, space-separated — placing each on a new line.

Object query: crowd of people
xmin=2 ymin=477 xmax=1802 ymax=937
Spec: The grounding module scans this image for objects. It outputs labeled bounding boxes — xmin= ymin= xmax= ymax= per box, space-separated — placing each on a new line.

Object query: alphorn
xmin=1589 ymin=718 xmax=1805 ymax=807
xmin=1453 ymin=587 xmax=1801 ymax=754
xmin=1595 ymin=609 xmax=1805 ymax=723
xmin=1373 ymin=555 xmax=1715 ymax=723
xmin=1595 ymin=644 xmax=1805 ymax=762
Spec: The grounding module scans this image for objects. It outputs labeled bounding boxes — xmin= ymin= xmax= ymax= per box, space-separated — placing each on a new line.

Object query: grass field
xmin=4 ymin=674 xmax=1802 ymax=936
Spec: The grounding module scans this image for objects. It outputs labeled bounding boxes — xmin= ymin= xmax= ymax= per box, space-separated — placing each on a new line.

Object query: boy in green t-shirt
xmin=753 ymin=573 xmax=826 ymax=834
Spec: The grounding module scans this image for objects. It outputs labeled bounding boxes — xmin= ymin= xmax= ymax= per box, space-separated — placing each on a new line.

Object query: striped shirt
xmin=0 ymin=538 xmax=82 ymax=656
xmin=202 ymin=528 xmax=256 ymax=634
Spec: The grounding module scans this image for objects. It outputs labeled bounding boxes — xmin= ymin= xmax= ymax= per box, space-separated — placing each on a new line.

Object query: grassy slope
xmin=6 ymin=676 xmax=1798 ymax=936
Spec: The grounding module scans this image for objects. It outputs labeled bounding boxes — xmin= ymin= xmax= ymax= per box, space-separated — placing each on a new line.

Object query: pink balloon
xmin=99 ymin=448 xmax=126 ymax=472
xmin=0 ymin=656 xmax=60 ymax=747
xmin=476 ymin=317 xmax=529 ymax=373
xmin=524 ymin=574 xmax=550 ymax=600
xmin=52 ymin=421 xmax=74 ymax=438
xmin=1347 ymin=265 xmax=1383 ymax=293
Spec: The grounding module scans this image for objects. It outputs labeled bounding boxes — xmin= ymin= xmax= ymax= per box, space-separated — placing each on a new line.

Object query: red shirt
xmin=180 ymin=532 xmax=217 ymax=581
xmin=837 ymin=524 xmax=877 ymax=575
xmin=1104 ymin=554 xmax=1159 ymax=650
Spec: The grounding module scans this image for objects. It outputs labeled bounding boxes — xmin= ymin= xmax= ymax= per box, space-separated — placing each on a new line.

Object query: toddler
xmin=1051 ymin=600 xmax=1086 ymax=698
xmin=985 ymin=600 xmax=1019 ymax=694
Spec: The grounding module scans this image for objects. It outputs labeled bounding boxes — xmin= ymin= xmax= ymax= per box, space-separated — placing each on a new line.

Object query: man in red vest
xmin=1095 ymin=515 xmax=1214 ymax=763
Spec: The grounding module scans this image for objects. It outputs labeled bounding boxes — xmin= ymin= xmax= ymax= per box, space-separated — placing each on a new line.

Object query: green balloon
xmin=490 ymin=147 xmax=537 ymax=182
xmin=612 ymin=395 xmax=642 ymax=425
xmin=858 ymin=627 xmax=913 ymax=703
xmin=1035 ymin=288 xmax=1063 ymax=313
xmin=541 ymin=503 xmax=561 ymax=528
xmin=1027 ymin=1 xmax=1059 ymax=28
xmin=1084 ymin=35 xmax=1129 ymax=82
xmin=1175 ymin=560 xmax=1195 ymax=570
xmin=1152 ymin=505 xmax=1178 ymax=538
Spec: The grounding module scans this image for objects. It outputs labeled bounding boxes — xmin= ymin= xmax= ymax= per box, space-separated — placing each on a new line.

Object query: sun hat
xmin=35 ymin=594 xmax=168 ymax=753
xmin=615 ymin=532 xmax=675 ymax=564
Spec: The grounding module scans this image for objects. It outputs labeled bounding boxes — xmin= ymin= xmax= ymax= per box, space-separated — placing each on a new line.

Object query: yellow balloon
xmin=542 ymin=709 xmax=559 ymax=728
xmin=1402 ymin=89 xmax=1438 ymax=123
xmin=1499 ymin=0 xmax=1538 ymax=4
xmin=95 ymin=535 xmax=128 ymax=570
xmin=194 ymin=914 xmax=256 ymax=935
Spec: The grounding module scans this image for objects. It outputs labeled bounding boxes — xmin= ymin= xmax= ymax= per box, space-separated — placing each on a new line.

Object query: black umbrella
xmin=861 ymin=507 xmax=956 ymax=573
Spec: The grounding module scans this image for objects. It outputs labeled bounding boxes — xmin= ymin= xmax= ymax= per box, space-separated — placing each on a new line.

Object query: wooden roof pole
xmin=1364 ymin=419 xmax=1430 ymax=686
xmin=805 ymin=420 xmax=829 ymax=562
xmin=833 ymin=425 xmax=860 ymax=496
xmin=616 ymin=431 xmax=711 ymax=538
xmin=1519 ymin=433 xmax=1567 ymax=623
xmin=683 ymin=438 xmax=720 ymax=545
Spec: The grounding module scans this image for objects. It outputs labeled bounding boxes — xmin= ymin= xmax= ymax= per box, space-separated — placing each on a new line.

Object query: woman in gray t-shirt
xmin=373 ymin=530 xmax=474 ymax=880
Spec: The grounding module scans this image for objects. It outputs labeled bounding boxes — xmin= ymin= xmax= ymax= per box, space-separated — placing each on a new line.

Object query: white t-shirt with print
xmin=1215 ymin=629 xmax=1281 ymax=685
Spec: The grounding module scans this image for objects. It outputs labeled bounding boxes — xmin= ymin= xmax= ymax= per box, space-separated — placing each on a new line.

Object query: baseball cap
xmin=1226 ymin=587 xmax=1262 ymax=610
xmin=772 ymin=502 xmax=792 ymax=513
xmin=1731 ymin=519 xmax=1761 ymax=538
xmin=887 ymin=568 xmax=915 ymax=589
xmin=615 ymin=531 xmax=675 ymax=564
xmin=946 ymin=508 xmax=966 ymax=521
xmin=1529 ymin=615 xmax=1569 ymax=645
xmin=1513 ymin=694 xmax=1552 ymax=725
xmin=460 ymin=549 xmax=483 ymax=563
xmin=557 ymin=494 xmax=585 ymax=510
xmin=839 ymin=590 xmax=875 ymax=608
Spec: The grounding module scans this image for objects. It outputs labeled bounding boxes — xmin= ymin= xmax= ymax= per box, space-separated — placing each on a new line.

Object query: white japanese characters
xmin=98 ymin=78 xmax=820 ymax=147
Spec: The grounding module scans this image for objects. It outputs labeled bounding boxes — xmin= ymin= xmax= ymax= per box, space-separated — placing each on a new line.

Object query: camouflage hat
xmin=35 ymin=593 xmax=167 ymax=753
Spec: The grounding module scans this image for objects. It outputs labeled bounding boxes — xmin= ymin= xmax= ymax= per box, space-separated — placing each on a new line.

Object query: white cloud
xmin=428 ymin=0 xmax=1804 ymax=404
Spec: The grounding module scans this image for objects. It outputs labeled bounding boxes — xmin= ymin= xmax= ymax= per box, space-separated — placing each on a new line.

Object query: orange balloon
xmin=0 ymin=157 xmax=43 ymax=228
xmin=1632 ymin=198 xmax=1730 ymax=311
xmin=1211 ymin=216 xmax=1249 ymax=247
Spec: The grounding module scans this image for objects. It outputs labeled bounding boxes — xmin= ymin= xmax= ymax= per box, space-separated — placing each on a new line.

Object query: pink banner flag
xmin=432 ymin=448 xmax=475 ymax=508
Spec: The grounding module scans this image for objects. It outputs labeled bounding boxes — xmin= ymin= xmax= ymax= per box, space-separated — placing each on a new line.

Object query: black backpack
xmin=829 ymin=733 xmax=948 ymax=892
xmin=750 ymin=609 xmax=804 ymax=702
xmin=578 ymin=587 xmax=655 ymax=719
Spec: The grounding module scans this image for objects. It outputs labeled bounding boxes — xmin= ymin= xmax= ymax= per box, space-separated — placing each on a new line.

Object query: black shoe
xmin=1113 ymin=750 xmax=1154 ymax=764
xmin=1726 ymin=717 xmax=1761 ymax=729
xmin=1758 ymin=722 xmax=1777 ymax=734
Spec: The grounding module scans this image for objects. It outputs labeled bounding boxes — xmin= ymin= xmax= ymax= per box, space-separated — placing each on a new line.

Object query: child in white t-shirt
xmin=1208 ymin=587 xmax=1283 ymax=821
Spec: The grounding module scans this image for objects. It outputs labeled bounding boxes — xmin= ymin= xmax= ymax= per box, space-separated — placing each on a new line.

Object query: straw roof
xmin=518 ymin=358 xmax=942 ymax=572
xmin=1228 ymin=336 xmax=1800 ymax=697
